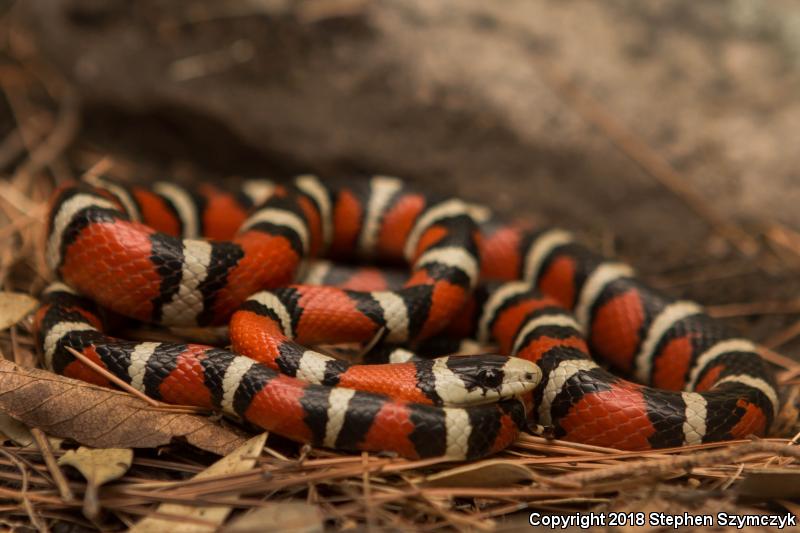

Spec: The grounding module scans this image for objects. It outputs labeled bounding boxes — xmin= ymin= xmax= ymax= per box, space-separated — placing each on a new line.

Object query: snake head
xmin=434 ymin=355 xmax=541 ymax=406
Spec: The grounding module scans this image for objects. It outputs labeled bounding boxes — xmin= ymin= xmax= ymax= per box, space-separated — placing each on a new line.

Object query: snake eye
xmin=476 ymin=368 xmax=504 ymax=389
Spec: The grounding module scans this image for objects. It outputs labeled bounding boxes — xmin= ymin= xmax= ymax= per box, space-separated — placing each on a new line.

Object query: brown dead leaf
xmin=417 ymin=459 xmax=536 ymax=488
xmin=0 ymin=412 xmax=64 ymax=450
xmin=737 ymin=467 xmax=800 ymax=499
xmin=0 ymin=411 xmax=33 ymax=446
xmin=130 ymin=433 xmax=268 ymax=533
xmin=223 ymin=502 xmax=323 ymax=533
xmin=0 ymin=359 xmax=246 ymax=455
xmin=0 ymin=292 xmax=37 ymax=330
xmin=59 ymin=447 xmax=133 ymax=519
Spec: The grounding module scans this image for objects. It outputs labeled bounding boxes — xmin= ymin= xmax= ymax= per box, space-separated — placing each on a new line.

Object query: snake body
xmin=34 ymin=175 xmax=779 ymax=458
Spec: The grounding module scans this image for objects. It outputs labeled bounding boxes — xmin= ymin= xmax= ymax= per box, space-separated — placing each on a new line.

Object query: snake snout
xmin=501 ymin=357 xmax=542 ymax=387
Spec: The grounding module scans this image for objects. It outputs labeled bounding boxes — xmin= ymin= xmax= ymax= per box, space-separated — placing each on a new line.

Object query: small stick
xmin=717 ymin=462 xmax=745 ymax=491
xmin=64 ymin=346 xmax=207 ymax=414
xmin=80 ymin=156 xmax=115 ymax=183
xmin=362 ymin=452 xmax=375 ymax=531
xmin=766 ymin=223 xmax=800 ymax=262
xmin=555 ymin=441 xmax=800 ymax=486
xmin=358 ymin=326 xmax=387 ymax=359
xmin=0 ymin=448 xmax=50 ymax=532
xmin=778 ymin=366 xmax=800 ymax=383
xmin=30 ymin=427 xmax=74 ymax=503
xmin=0 ymin=123 xmax=47 ymax=172
xmin=648 ymin=260 xmax=757 ymax=290
xmin=763 ymin=320 xmax=800 ymax=350
xmin=262 ymin=445 xmax=291 ymax=462
xmin=11 ymin=89 xmax=80 ymax=187
xmin=65 ymin=346 xmax=160 ymax=407
xmin=707 ymin=299 xmax=800 ymax=319
xmin=760 ymin=434 xmax=799 ymax=468
xmin=758 ymin=345 xmax=800 ymax=372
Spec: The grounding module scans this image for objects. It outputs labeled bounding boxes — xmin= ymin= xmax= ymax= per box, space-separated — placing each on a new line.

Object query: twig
xmin=0 ymin=207 xmax=44 ymax=241
xmin=758 ymin=345 xmax=800 ymax=372
xmin=765 ymin=223 xmax=800 ymax=264
xmin=707 ymin=299 xmax=800 ymax=319
xmin=80 ymin=156 xmax=115 ymax=183
xmin=0 ymin=448 xmax=45 ymax=532
xmin=778 ymin=366 xmax=800 ymax=384
xmin=717 ymin=462 xmax=745 ymax=491
xmin=0 ymin=119 xmax=48 ymax=172
xmin=763 ymin=320 xmax=800 ymax=350
xmin=30 ymin=428 xmax=74 ymax=503
xmin=64 ymin=346 xmax=160 ymax=407
xmin=362 ymin=452 xmax=375 ymax=531
xmin=64 ymin=346 xmax=207 ymax=414
xmin=648 ymin=261 xmax=758 ymax=290
xmin=168 ymin=40 xmax=254 ymax=82
xmin=11 ymin=88 xmax=80 ymax=186
xmin=358 ymin=326 xmax=386 ymax=359
xmin=555 ymin=441 xmax=800 ymax=486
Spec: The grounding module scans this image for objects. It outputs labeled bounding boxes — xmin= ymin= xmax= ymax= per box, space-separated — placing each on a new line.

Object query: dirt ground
xmin=3 ymin=0 xmax=800 ymax=530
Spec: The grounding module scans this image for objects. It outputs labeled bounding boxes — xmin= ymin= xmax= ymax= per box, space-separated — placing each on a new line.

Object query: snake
xmin=33 ymin=174 xmax=779 ymax=459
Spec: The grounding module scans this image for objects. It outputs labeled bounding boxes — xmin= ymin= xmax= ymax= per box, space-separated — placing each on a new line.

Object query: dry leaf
xmin=417 ymin=459 xmax=535 ymax=487
xmin=223 ymin=502 xmax=323 ymax=533
xmin=59 ymin=447 xmax=133 ymax=519
xmin=0 ymin=412 xmax=64 ymax=450
xmin=737 ymin=468 xmax=800 ymax=499
xmin=0 ymin=411 xmax=33 ymax=446
xmin=0 ymin=359 xmax=246 ymax=455
xmin=0 ymin=292 xmax=37 ymax=331
xmin=130 ymin=433 xmax=268 ymax=533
